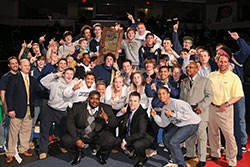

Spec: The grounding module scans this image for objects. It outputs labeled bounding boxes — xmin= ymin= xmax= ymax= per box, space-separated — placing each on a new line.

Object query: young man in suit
xmin=5 ymin=59 xmax=39 ymax=164
xmin=62 ymin=90 xmax=118 ymax=165
xmin=180 ymin=61 xmax=213 ymax=167
xmin=119 ymin=91 xmax=154 ymax=167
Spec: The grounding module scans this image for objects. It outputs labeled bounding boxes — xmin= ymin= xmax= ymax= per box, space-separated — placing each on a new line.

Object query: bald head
xmin=19 ymin=59 xmax=30 ymax=74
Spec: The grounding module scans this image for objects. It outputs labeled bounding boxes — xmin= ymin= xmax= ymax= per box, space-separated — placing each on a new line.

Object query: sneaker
xmin=0 ymin=145 xmax=5 ymax=153
xmin=221 ymin=148 xmax=226 ymax=155
xmin=163 ymin=148 xmax=169 ymax=152
xmin=39 ymin=153 xmax=47 ymax=160
xmin=146 ymin=149 xmax=157 ymax=157
xmin=91 ymin=149 xmax=97 ymax=155
xmin=159 ymin=142 xmax=165 ymax=147
xmin=242 ymin=145 xmax=247 ymax=152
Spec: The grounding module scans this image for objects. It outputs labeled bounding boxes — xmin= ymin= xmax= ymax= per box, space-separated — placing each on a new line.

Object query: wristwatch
xmin=225 ymin=101 xmax=231 ymax=107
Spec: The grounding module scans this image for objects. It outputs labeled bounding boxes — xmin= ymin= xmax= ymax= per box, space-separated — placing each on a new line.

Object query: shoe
xmin=60 ymin=147 xmax=68 ymax=153
xmin=221 ymin=148 xmax=226 ymax=155
xmin=207 ymin=156 xmax=220 ymax=161
xmin=129 ymin=151 xmax=137 ymax=160
xmin=39 ymin=153 xmax=47 ymax=160
xmin=196 ymin=161 xmax=206 ymax=167
xmin=97 ymin=153 xmax=106 ymax=165
xmin=146 ymin=149 xmax=157 ymax=157
xmin=0 ymin=145 xmax=5 ymax=152
xmin=91 ymin=149 xmax=97 ymax=155
xmin=184 ymin=156 xmax=195 ymax=161
xmin=159 ymin=142 xmax=165 ymax=147
xmin=71 ymin=151 xmax=85 ymax=165
xmin=242 ymin=145 xmax=247 ymax=152
xmin=163 ymin=160 xmax=178 ymax=167
xmin=5 ymin=156 xmax=13 ymax=164
xmin=163 ymin=148 xmax=169 ymax=152
xmin=20 ymin=151 xmax=33 ymax=157
xmin=29 ymin=142 xmax=35 ymax=150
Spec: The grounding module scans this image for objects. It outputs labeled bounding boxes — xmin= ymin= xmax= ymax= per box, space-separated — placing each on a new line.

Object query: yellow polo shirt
xmin=208 ymin=70 xmax=244 ymax=105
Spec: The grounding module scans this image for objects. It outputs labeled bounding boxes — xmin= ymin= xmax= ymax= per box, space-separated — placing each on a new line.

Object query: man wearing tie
xmin=180 ymin=61 xmax=213 ymax=167
xmin=5 ymin=59 xmax=39 ymax=163
xmin=119 ymin=91 xmax=154 ymax=167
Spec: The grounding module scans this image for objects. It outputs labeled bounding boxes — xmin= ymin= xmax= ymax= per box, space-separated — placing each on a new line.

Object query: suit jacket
xmin=180 ymin=75 xmax=213 ymax=121
xmin=6 ymin=73 xmax=39 ymax=118
xmin=120 ymin=105 xmax=154 ymax=146
xmin=66 ymin=101 xmax=118 ymax=142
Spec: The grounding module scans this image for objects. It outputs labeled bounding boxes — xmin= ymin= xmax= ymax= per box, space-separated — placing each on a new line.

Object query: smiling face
xmin=89 ymin=94 xmax=100 ymax=108
xmin=160 ymin=67 xmax=170 ymax=81
xmin=80 ymin=40 xmax=88 ymax=50
xmin=129 ymin=95 xmax=140 ymax=111
xmin=96 ymin=84 xmax=106 ymax=96
xmin=8 ymin=58 xmax=19 ymax=72
xmin=186 ymin=62 xmax=198 ymax=78
xmin=113 ymin=76 xmax=124 ymax=91
xmin=146 ymin=35 xmax=154 ymax=46
xmin=218 ymin=55 xmax=230 ymax=73
xmin=82 ymin=54 xmax=91 ymax=66
xmin=127 ymin=30 xmax=135 ymax=40
xmin=163 ymin=39 xmax=172 ymax=50
xmin=83 ymin=29 xmax=92 ymax=40
xmin=105 ymin=56 xmax=114 ymax=67
xmin=132 ymin=73 xmax=142 ymax=86
xmin=158 ymin=88 xmax=170 ymax=104
xmin=32 ymin=45 xmax=40 ymax=54
xmin=172 ymin=67 xmax=181 ymax=81
xmin=63 ymin=69 xmax=74 ymax=83
xmin=85 ymin=74 xmax=95 ymax=88
xmin=57 ymin=59 xmax=67 ymax=72
xmin=19 ymin=59 xmax=30 ymax=74
xmin=94 ymin=26 xmax=102 ymax=38
xmin=137 ymin=24 xmax=146 ymax=35
xmin=183 ymin=40 xmax=192 ymax=50
xmin=65 ymin=35 xmax=73 ymax=44
xmin=199 ymin=51 xmax=210 ymax=65
xmin=122 ymin=61 xmax=132 ymax=74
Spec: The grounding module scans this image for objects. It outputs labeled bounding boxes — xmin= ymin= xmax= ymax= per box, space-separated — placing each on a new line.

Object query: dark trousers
xmin=150 ymin=119 xmax=161 ymax=150
xmin=127 ymin=138 xmax=153 ymax=162
xmin=62 ymin=130 xmax=116 ymax=160
xmin=39 ymin=105 xmax=67 ymax=154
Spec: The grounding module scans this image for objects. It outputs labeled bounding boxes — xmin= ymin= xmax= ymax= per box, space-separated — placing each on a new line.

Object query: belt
xmin=211 ymin=103 xmax=220 ymax=108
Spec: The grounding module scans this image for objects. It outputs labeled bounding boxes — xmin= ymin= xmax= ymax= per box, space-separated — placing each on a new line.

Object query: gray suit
xmin=180 ymin=75 xmax=213 ymax=162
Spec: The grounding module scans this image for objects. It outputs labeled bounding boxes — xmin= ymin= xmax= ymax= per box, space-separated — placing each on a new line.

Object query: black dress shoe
xmin=196 ymin=161 xmax=206 ymax=167
xmin=71 ymin=151 xmax=85 ymax=165
xmin=134 ymin=161 xmax=145 ymax=167
xmin=97 ymin=153 xmax=106 ymax=165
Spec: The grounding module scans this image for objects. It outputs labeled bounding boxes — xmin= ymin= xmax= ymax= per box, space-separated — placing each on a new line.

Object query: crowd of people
xmin=0 ymin=13 xmax=250 ymax=167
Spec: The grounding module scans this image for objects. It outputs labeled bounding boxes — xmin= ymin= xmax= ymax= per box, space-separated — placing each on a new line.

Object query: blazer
xmin=180 ymin=75 xmax=213 ymax=121
xmin=6 ymin=73 xmax=39 ymax=118
xmin=119 ymin=105 xmax=154 ymax=146
xmin=66 ymin=101 xmax=118 ymax=142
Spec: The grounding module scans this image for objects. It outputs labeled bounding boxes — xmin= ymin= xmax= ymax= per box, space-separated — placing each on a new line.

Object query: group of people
xmin=0 ymin=13 xmax=249 ymax=167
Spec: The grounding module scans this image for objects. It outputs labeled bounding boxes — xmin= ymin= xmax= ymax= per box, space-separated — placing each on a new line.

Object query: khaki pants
xmin=208 ymin=105 xmax=237 ymax=166
xmin=6 ymin=111 xmax=32 ymax=156
xmin=185 ymin=121 xmax=208 ymax=162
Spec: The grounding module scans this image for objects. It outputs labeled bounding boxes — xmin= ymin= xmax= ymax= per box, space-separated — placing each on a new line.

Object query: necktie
xmin=126 ymin=111 xmax=132 ymax=137
xmin=24 ymin=75 xmax=30 ymax=115
xmin=190 ymin=79 xmax=193 ymax=88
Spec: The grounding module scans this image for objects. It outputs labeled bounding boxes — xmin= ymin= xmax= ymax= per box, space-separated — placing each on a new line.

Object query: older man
xmin=180 ymin=61 xmax=213 ymax=167
xmin=5 ymin=59 xmax=39 ymax=163
xmin=208 ymin=47 xmax=244 ymax=167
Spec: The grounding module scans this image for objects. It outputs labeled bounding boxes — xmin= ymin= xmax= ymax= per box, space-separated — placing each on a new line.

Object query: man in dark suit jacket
xmin=5 ymin=59 xmax=39 ymax=164
xmin=119 ymin=91 xmax=154 ymax=167
xmin=62 ymin=90 xmax=118 ymax=165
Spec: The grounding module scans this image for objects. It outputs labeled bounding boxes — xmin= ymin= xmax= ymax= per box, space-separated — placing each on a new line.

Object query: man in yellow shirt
xmin=208 ymin=46 xmax=244 ymax=167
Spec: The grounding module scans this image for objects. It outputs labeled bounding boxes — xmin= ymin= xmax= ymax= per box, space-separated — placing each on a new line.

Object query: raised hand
xmin=72 ymin=80 xmax=83 ymax=91
xmin=127 ymin=13 xmax=135 ymax=23
xmin=150 ymin=108 xmax=156 ymax=117
xmin=165 ymin=108 xmax=173 ymax=117
xmin=27 ymin=40 xmax=33 ymax=48
xmin=100 ymin=108 xmax=108 ymax=121
xmin=228 ymin=31 xmax=239 ymax=40
xmin=121 ymin=104 xmax=129 ymax=114
xmin=55 ymin=72 xmax=63 ymax=78
xmin=173 ymin=21 xmax=179 ymax=32
xmin=22 ymin=40 xmax=27 ymax=48
xmin=39 ymin=34 xmax=46 ymax=43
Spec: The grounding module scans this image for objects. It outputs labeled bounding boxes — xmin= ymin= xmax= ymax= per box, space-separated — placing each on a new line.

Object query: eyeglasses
xmin=186 ymin=66 xmax=195 ymax=69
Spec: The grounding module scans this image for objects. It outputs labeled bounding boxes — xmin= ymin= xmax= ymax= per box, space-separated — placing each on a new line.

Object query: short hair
xmin=137 ymin=22 xmax=145 ymax=27
xmin=172 ymin=64 xmax=182 ymax=71
xmin=7 ymin=56 xmax=18 ymax=64
xmin=32 ymin=43 xmax=39 ymax=47
xmin=104 ymin=53 xmax=116 ymax=62
xmin=63 ymin=67 xmax=74 ymax=74
xmin=158 ymin=86 xmax=170 ymax=94
xmin=78 ymin=38 xmax=88 ymax=44
xmin=36 ymin=56 xmax=45 ymax=61
xmin=96 ymin=79 xmax=106 ymax=87
xmin=129 ymin=91 xmax=141 ymax=100
xmin=81 ymin=25 xmax=92 ymax=34
xmin=88 ymin=90 xmax=100 ymax=98
xmin=180 ymin=48 xmax=189 ymax=53
xmin=63 ymin=30 xmax=73 ymax=39
xmin=145 ymin=32 xmax=154 ymax=39
xmin=84 ymin=71 xmax=95 ymax=78
xmin=163 ymin=37 xmax=172 ymax=42
xmin=57 ymin=58 xmax=68 ymax=65
xmin=144 ymin=57 xmax=156 ymax=67
xmin=159 ymin=54 xmax=170 ymax=62
xmin=159 ymin=66 xmax=169 ymax=72
xmin=122 ymin=59 xmax=132 ymax=66
xmin=183 ymin=36 xmax=193 ymax=43
xmin=93 ymin=23 xmax=102 ymax=30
